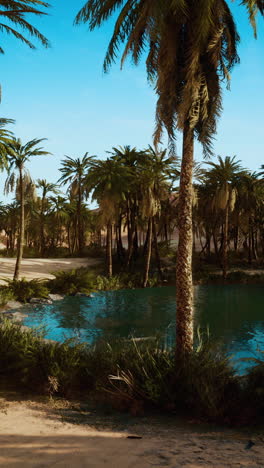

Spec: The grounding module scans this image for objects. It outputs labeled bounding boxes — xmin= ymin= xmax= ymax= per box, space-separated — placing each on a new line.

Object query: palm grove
xmin=1 ymin=144 xmax=264 ymax=278
xmin=0 ymin=0 xmax=263 ymax=358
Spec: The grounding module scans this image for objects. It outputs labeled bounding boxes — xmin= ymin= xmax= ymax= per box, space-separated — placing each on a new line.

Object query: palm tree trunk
xmin=152 ymin=217 xmax=163 ymax=280
xmin=143 ymin=217 xmax=153 ymax=288
xmin=78 ymin=183 xmax=83 ymax=255
xmin=14 ymin=167 xmax=24 ymax=280
xmin=40 ymin=195 xmax=45 ymax=256
xmin=222 ymin=204 xmax=229 ymax=280
xmin=107 ymin=222 xmax=113 ymax=277
xmin=176 ymin=123 xmax=194 ymax=356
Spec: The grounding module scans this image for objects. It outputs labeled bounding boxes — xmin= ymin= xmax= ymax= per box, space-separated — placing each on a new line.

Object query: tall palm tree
xmin=58 ymin=153 xmax=96 ymax=255
xmin=4 ymin=137 xmax=50 ymax=279
xmin=36 ymin=179 xmax=60 ymax=256
xmin=0 ymin=1 xmax=49 ymax=53
xmin=205 ymin=156 xmax=245 ymax=279
xmin=75 ymin=0 xmax=240 ymax=355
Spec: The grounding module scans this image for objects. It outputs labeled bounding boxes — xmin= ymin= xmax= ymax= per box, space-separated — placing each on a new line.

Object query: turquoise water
xmin=14 ymin=285 xmax=264 ymax=370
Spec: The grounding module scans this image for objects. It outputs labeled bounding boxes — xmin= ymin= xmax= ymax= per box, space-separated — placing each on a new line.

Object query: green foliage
xmin=0 ymin=288 xmax=14 ymax=306
xmin=104 ymin=339 xmax=239 ymax=421
xmin=205 ymin=271 xmax=264 ymax=285
xmin=1 ymin=278 xmax=49 ymax=303
xmin=0 ymin=319 xmax=88 ymax=396
xmin=96 ymin=273 xmax=159 ymax=291
xmin=0 ymin=318 xmax=263 ymax=424
xmin=96 ymin=275 xmax=122 ymax=291
xmin=48 ymin=268 xmax=96 ymax=295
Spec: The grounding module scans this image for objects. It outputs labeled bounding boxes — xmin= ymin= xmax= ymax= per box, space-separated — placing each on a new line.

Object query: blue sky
xmin=0 ymin=0 xmax=263 ymax=201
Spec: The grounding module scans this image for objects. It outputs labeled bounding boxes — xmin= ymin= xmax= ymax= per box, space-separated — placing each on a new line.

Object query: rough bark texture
xmin=78 ymin=182 xmax=83 ymax=255
xmin=107 ymin=222 xmax=113 ymax=277
xmin=143 ymin=217 xmax=153 ymax=288
xmin=40 ymin=195 xmax=45 ymax=256
xmin=14 ymin=167 xmax=24 ymax=280
xmin=222 ymin=204 xmax=229 ymax=280
xmin=152 ymin=218 xmax=163 ymax=279
xmin=176 ymin=124 xmax=194 ymax=356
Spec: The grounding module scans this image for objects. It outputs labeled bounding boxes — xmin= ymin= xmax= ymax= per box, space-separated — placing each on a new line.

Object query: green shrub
xmin=1 ymin=278 xmax=49 ymax=303
xmin=0 ymin=318 xmax=90 ymax=395
xmin=96 ymin=275 xmax=122 ymax=290
xmin=102 ymin=339 xmax=239 ymax=421
xmin=0 ymin=288 xmax=14 ymax=306
xmin=0 ymin=318 xmax=262 ymax=424
xmin=96 ymin=272 xmax=159 ymax=291
xmin=48 ymin=268 xmax=96 ymax=295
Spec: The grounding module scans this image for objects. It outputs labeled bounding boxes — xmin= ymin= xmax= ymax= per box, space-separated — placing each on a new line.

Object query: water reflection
xmin=18 ymin=285 xmax=264 ymax=369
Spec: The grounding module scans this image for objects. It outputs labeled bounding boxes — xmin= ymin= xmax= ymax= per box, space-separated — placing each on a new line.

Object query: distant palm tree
xmin=139 ymin=146 xmax=179 ymax=287
xmin=36 ymin=179 xmax=60 ymax=256
xmin=86 ymin=158 xmax=132 ymax=277
xmin=205 ymin=156 xmax=246 ymax=279
xmin=0 ymin=1 xmax=49 ymax=53
xmin=58 ymin=153 xmax=96 ymax=254
xmin=4 ymin=137 xmax=50 ymax=280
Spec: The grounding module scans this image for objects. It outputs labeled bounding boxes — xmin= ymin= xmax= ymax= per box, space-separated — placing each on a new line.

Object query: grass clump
xmin=0 ymin=278 xmax=49 ymax=303
xmin=48 ymin=268 xmax=96 ymax=295
xmin=0 ymin=288 xmax=14 ymax=306
xmin=0 ymin=318 xmax=89 ymax=396
xmin=96 ymin=272 xmax=159 ymax=291
xmin=0 ymin=318 xmax=262 ymax=425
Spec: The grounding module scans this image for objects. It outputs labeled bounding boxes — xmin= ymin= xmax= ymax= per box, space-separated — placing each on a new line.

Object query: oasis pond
xmin=13 ymin=285 xmax=264 ymax=372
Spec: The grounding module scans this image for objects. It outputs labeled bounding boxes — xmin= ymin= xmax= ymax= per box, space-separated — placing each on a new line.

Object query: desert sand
xmin=0 ymin=394 xmax=263 ymax=467
xmin=0 ymin=257 xmax=101 ymax=284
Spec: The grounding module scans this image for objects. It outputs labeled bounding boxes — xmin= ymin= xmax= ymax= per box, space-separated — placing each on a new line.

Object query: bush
xmin=0 ymin=318 xmax=262 ymax=424
xmin=0 ymin=318 xmax=90 ymax=395
xmin=48 ymin=268 xmax=96 ymax=295
xmin=103 ymin=339 xmax=240 ymax=421
xmin=0 ymin=288 xmax=14 ymax=306
xmin=96 ymin=272 xmax=159 ymax=291
xmin=1 ymin=278 xmax=49 ymax=303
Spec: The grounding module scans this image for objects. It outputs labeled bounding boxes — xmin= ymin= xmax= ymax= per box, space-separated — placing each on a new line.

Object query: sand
xmin=0 ymin=257 xmax=101 ymax=284
xmin=0 ymin=394 xmax=263 ymax=467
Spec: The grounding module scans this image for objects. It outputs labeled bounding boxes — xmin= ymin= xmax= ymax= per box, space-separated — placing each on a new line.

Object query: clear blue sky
xmin=0 ymin=0 xmax=263 ymax=201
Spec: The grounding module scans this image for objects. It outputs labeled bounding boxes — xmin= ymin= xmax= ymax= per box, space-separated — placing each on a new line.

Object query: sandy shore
xmin=0 ymin=257 xmax=101 ymax=284
xmin=0 ymin=393 xmax=263 ymax=467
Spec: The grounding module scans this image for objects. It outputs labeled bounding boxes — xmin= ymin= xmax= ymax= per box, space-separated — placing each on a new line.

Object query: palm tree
xmin=36 ymin=179 xmax=60 ymax=256
xmin=58 ymin=153 xmax=96 ymax=255
xmin=109 ymin=145 xmax=147 ymax=266
xmin=75 ymin=0 xmax=240 ymax=355
xmin=0 ymin=1 xmax=49 ymax=54
xmin=238 ymin=172 xmax=264 ymax=263
xmin=86 ymin=158 xmax=132 ymax=277
xmin=0 ymin=118 xmax=15 ymax=165
xmin=139 ymin=146 xmax=179 ymax=286
xmin=48 ymin=195 xmax=70 ymax=249
xmin=205 ymin=156 xmax=245 ymax=279
xmin=4 ymin=137 xmax=50 ymax=280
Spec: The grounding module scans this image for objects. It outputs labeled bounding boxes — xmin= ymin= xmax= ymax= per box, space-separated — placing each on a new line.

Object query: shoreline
xmin=0 ymin=394 xmax=263 ymax=467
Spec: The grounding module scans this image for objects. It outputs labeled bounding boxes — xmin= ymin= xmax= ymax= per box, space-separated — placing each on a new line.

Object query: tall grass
xmin=1 ymin=318 xmax=263 ymax=424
